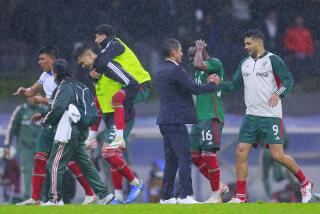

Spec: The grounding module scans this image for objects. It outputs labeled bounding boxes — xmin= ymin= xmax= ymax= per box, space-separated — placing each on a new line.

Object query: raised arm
xmin=193 ymin=40 xmax=208 ymax=71
xmin=13 ymin=81 xmax=42 ymax=97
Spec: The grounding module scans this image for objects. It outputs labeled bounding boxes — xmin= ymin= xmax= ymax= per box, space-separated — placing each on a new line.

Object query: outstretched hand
xmin=13 ymin=87 xmax=26 ymax=96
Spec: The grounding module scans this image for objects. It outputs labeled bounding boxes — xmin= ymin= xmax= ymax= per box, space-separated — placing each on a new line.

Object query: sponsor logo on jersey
xmin=256 ymin=72 xmax=269 ymax=77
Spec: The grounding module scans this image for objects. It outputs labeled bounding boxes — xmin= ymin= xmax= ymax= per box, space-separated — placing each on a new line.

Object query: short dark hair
xmin=53 ymin=59 xmax=72 ymax=83
xmin=162 ymin=38 xmax=181 ymax=57
xmin=244 ymin=29 xmax=265 ymax=42
xmin=73 ymin=45 xmax=90 ymax=61
xmin=95 ymin=24 xmax=115 ymax=37
xmin=38 ymin=46 xmax=59 ymax=58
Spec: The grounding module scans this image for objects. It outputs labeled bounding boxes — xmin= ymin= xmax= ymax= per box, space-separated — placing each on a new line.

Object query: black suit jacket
xmin=155 ymin=59 xmax=217 ymax=125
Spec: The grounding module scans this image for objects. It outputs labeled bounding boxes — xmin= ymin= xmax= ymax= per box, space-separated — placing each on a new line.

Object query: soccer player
xmin=14 ymin=46 xmax=96 ymax=205
xmin=93 ymin=24 xmax=151 ymax=147
xmin=3 ymin=96 xmax=46 ymax=200
xmin=188 ymin=40 xmax=227 ymax=203
xmin=219 ymin=29 xmax=313 ymax=203
xmin=75 ymin=46 xmax=144 ymax=204
xmin=40 ymin=59 xmax=114 ymax=205
xmin=91 ymin=24 xmax=151 ymax=203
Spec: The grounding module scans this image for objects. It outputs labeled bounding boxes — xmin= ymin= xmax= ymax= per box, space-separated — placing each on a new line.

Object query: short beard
xmin=250 ymin=50 xmax=258 ymax=59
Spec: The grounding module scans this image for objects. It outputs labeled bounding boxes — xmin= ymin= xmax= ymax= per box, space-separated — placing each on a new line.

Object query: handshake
xmin=207 ymin=74 xmax=221 ymax=85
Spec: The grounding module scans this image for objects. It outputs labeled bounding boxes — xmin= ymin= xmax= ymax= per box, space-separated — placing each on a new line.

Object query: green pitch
xmin=0 ymin=203 xmax=320 ymax=214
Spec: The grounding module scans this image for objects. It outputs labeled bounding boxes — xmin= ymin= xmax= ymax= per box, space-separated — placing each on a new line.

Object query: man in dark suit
xmin=155 ymin=38 xmax=220 ymax=204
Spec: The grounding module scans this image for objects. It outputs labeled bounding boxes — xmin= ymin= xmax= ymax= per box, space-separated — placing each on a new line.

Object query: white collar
xmin=165 ymin=58 xmax=179 ymax=66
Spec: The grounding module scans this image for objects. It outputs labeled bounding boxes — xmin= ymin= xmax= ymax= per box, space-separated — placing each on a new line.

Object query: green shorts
xmin=190 ymin=119 xmax=223 ymax=152
xmin=238 ymin=115 xmax=284 ymax=145
xmin=35 ymin=126 xmax=54 ymax=154
xmin=99 ymin=114 xmax=135 ymax=144
xmin=134 ymin=81 xmax=151 ymax=104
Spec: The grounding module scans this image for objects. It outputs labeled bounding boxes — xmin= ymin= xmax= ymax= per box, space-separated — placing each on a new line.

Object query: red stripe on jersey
xmin=273 ymin=70 xmax=281 ymax=88
xmin=212 ymin=119 xmax=220 ymax=145
xmin=211 ymin=92 xmax=222 ymax=123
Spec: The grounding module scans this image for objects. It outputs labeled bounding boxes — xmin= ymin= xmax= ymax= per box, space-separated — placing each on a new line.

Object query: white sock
xmin=212 ymin=191 xmax=220 ymax=198
xmin=130 ymin=178 xmax=140 ymax=186
xmin=116 ymin=129 xmax=124 ymax=138
xmin=114 ymin=189 xmax=123 ymax=201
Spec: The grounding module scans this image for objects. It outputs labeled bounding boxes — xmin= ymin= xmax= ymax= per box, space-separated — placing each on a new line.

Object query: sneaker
xmin=227 ymin=197 xmax=246 ymax=203
xmin=16 ymin=198 xmax=40 ymax=206
xmin=220 ymin=182 xmax=230 ymax=195
xmin=110 ymin=199 xmax=124 ymax=204
xmin=204 ymin=192 xmax=222 ymax=204
xmin=97 ymin=193 xmax=115 ymax=205
xmin=108 ymin=137 xmax=126 ymax=149
xmin=125 ymin=180 xmax=144 ymax=204
xmin=159 ymin=198 xmax=177 ymax=204
xmin=301 ymin=181 xmax=313 ymax=203
xmin=41 ymin=200 xmax=64 ymax=206
xmin=82 ymin=195 xmax=97 ymax=205
xmin=177 ymin=196 xmax=200 ymax=204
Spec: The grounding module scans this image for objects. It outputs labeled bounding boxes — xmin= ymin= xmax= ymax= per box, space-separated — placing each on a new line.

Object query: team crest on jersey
xmin=262 ymin=61 xmax=268 ymax=66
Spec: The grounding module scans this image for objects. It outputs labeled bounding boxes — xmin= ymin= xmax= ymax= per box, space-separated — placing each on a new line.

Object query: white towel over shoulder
xmin=54 ymin=104 xmax=81 ymax=143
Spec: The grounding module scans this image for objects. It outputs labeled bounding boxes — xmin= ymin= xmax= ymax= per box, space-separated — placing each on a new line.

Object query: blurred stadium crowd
xmin=1 ymin=0 xmax=320 ymax=86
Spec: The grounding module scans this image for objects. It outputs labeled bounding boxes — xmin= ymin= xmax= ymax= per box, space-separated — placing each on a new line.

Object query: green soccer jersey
xmin=4 ymin=103 xmax=46 ymax=148
xmin=194 ymin=58 xmax=224 ymax=122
